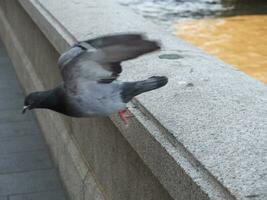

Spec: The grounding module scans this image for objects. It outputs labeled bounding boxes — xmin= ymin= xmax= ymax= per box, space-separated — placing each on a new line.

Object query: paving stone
xmin=0 ymin=66 xmax=16 ymax=77
xmin=0 ymin=80 xmax=21 ymax=90
xmin=0 ymin=134 xmax=46 ymax=155
xmin=0 ymin=67 xmax=20 ymax=79
xmin=0 ymin=169 xmax=62 ymax=196
xmin=0 ymin=79 xmax=22 ymax=91
xmin=0 ymin=57 xmax=10 ymax=65
xmin=0 ymin=98 xmax=24 ymax=111
xmin=0 ymin=110 xmax=33 ymax=124
xmin=0 ymin=63 xmax=18 ymax=74
xmin=0 ymin=88 xmax=24 ymax=100
xmin=0 ymin=121 xmax=39 ymax=139
xmin=0 ymin=40 xmax=68 ymax=199
xmin=0 ymin=93 xmax=24 ymax=102
xmin=0 ymin=150 xmax=52 ymax=174
xmin=0 ymin=47 xmax=5 ymax=53
xmin=10 ymin=190 xmax=67 ymax=200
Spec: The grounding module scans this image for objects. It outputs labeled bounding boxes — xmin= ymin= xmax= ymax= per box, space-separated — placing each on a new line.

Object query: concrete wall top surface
xmin=19 ymin=0 xmax=267 ymax=199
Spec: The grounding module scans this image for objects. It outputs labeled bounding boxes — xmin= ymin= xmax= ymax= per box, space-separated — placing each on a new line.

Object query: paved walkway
xmin=0 ymin=40 xmax=68 ymax=199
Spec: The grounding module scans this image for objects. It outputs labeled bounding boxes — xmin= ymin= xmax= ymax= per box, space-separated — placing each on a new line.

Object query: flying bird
xmin=22 ymin=33 xmax=168 ymax=124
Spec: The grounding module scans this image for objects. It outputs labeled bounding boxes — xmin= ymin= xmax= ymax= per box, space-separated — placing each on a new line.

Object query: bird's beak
xmin=22 ymin=105 xmax=30 ymax=114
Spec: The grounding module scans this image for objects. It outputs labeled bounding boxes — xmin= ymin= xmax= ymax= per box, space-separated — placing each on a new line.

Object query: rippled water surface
xmin=119 ymin=0 xmax=267 ymax=83
xmin=118 ymin=0 xmax=225 ymax=23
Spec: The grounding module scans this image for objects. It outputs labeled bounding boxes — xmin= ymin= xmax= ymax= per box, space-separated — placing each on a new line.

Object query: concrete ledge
xmin=0 ymin=0 xmax=266 ymax=199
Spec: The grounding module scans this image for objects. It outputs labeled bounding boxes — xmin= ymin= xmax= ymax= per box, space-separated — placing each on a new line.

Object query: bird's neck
xmin=37 ymin=86 xmax=66 ymax=113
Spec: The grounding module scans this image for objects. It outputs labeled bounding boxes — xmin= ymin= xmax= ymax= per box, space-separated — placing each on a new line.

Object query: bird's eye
xmin=26 ymin=99 xmax=34 ymax=105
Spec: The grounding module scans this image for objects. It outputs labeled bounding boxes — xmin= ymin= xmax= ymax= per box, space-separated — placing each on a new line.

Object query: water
xmin=176 ymin=16 xmax=267 ymax=83
xmin=118 ymin=0 xmax=225 ymax=25
xmin=118 ymin=0 xmax=267 ymax=23
xmin=118 ymin=0 xmax=267 ymax=83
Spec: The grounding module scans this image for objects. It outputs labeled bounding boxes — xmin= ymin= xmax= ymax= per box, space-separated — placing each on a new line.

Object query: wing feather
xmin=57 ymin=34 xmax=160 ymax=95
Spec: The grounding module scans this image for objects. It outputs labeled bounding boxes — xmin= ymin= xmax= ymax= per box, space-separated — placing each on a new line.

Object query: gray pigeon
xmin=22 ymin=34 xmax=168 ymax=123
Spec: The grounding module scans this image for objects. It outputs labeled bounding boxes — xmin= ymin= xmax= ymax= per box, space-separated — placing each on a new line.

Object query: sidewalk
xmin=0 ymin=39 xmax=68 ymax=200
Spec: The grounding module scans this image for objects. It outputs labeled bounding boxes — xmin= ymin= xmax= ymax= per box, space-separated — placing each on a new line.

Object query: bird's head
xmin=22 ymin=92 xmax=44 ymax=114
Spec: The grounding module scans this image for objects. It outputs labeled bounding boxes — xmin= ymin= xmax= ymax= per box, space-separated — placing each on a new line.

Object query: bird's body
xmin=33 ymin=82 xmax=125 ymax=117
xmin=65 ymin=81 xmax=126 ymax=117
xmin=23 ymin=33 xmax=168 ymax=122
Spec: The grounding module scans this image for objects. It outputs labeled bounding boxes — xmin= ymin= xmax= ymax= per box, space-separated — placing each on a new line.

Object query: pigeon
xmin=22 ymin=33 xmax=168 ymax=124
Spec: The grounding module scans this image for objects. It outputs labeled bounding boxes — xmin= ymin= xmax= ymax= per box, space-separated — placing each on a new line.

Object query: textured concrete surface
xmin=0 ymin=0 xmax=266 ymax=199
xmin=0 ymin=40 xmax=68 ymax=199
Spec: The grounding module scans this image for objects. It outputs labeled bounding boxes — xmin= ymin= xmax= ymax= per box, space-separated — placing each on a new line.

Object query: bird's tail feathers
xmin=121 ymin=76 xmax=168 ymax=103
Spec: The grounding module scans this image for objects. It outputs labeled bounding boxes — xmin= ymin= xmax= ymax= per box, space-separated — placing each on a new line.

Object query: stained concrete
xmin=0 ymin=40 xmax=68 ymax=199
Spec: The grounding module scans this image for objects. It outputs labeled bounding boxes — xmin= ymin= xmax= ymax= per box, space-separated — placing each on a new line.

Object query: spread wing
xmin=57 ymin=33 xmax=160 ymax=95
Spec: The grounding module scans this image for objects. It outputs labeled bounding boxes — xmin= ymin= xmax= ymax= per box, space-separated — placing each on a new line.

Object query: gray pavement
xmin=0 ymin=40 xmax=68 ymax=199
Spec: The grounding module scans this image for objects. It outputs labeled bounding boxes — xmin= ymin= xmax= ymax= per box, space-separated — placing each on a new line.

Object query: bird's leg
xmin=118 ymin=108 xmax=133 ymax=125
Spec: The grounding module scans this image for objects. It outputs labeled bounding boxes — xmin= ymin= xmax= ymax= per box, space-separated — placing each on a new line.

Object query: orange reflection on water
xmin=175 ymin=15 xmax=267 ymax=83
